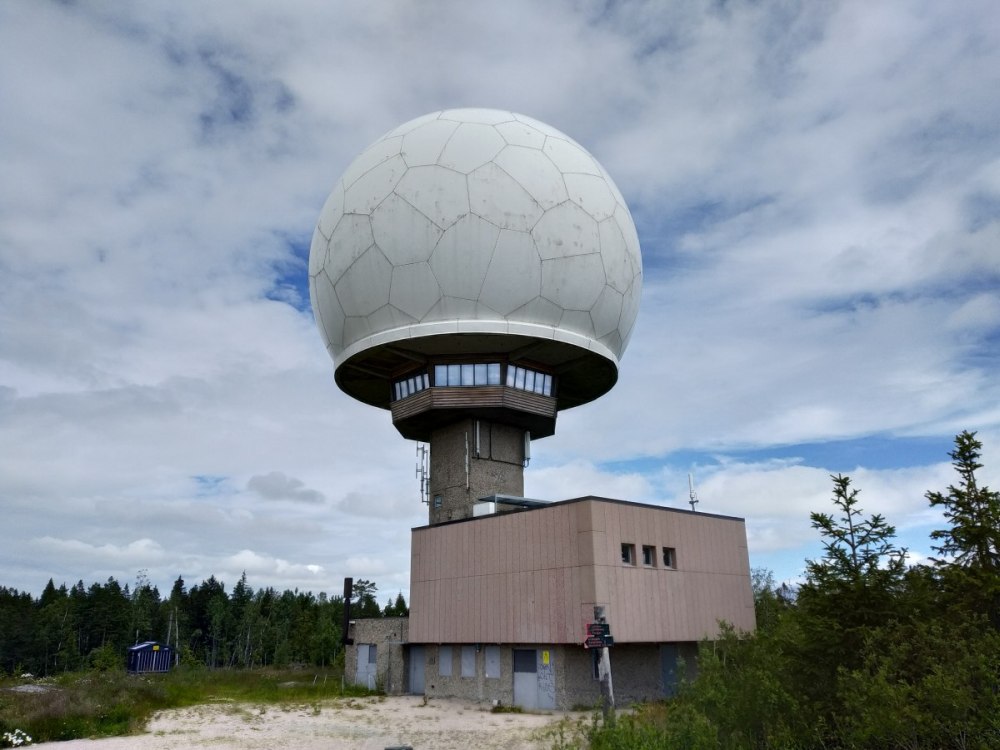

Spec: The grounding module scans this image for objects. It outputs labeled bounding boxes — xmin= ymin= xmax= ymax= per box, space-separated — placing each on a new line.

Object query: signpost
xmin=584 ymin=621 xmax=614 ymax=649
xmin=587 ymin=607 xmax=615 ymax=721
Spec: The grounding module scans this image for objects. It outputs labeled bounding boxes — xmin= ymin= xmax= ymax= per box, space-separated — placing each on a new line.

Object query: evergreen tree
xmin=794 ymin=474 xmax=907 ymax=721
xmin=927 ymin=430 xmax=1000 ymax=626
xmin=352 ymin=579 xmax=381 ymax=617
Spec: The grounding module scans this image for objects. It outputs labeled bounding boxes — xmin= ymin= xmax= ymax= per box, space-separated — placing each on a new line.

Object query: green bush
xmin=584 ymin=702 xmax=716 ymax=750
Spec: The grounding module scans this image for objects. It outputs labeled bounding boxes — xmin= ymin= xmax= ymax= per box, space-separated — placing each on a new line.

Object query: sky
xmin=1 ymin=0 xmax=999 ymax=605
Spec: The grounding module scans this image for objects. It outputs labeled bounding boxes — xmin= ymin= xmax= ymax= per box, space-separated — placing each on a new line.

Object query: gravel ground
xmin=32 ymin=695 xmax=583 ymax=750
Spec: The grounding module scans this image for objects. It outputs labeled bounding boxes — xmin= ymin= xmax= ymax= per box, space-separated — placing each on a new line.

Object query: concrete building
xmin=310 ymin=109 xmax=754 ymax=708
xmin=408 ymin=496 xmax=753 ymax=707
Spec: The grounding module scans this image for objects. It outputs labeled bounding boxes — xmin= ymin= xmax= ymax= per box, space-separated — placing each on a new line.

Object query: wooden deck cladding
xmin=391 ymin=385 xmax=557 ymax=440
xmin=409 ymin=497 xmax=755 ymax=645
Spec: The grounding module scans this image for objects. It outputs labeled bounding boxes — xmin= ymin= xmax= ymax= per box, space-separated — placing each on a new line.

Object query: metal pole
xmin=594 ymin=607 xmax=615 ymax=722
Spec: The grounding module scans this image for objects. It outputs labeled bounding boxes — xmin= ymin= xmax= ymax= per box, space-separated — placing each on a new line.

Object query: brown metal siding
xmin=409 ymin=498 xmax=754 ymax=644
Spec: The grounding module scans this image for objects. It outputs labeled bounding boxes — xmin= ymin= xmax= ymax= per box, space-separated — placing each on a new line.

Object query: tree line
xmin=0 ymin=573 xmax=407 ymax=676
xmin=586 ymin=430 xmax=1000 ymax=749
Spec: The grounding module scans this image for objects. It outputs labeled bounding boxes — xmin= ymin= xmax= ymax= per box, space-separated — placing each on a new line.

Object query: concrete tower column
xmin=427 ymin=419 xmax=526 ymax=524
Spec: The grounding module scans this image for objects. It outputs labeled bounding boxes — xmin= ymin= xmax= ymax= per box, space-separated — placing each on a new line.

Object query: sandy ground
xmin=33 ymin=696 xmax=582 ymax=750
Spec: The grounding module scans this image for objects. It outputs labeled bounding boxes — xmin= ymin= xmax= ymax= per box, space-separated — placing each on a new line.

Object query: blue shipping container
xmin=126 ymin=642 xmax=174 ymax=673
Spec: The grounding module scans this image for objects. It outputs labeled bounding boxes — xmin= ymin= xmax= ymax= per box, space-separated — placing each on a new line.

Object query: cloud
xmin=223 ymin=549 xmax=325 ymax=579
xmin=247 ymin=471 xmax=325 ymax=503
xmin=526 ymin=461 xmax=655 ymax=504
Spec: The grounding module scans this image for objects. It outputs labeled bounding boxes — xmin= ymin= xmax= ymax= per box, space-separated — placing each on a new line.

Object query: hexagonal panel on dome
xmin=315 ymin=181 xmax=344 ymax=242
xmin=513 ymin=113 xmax=569 ymax=140
xmin=493 ymin=146 xmax=568 ymax=210
xmin=430 ymin=214 xmax=500 ymax=300
xmin=541 ymin=253 xmax=606 ymax=311
xmin=591 ymin=285 xmax=624 ymax=338
xmin=371 ymin=193 xmax=443 ymax=265
xmin=394 ymin=165 xmax=470 ymax=229
xmin=324 ymin=213 xmax=375 ymax=283
xmin=495 ymin=120 xmax=546 ymax=149
xmin=390 ymin=262 xmax=440 ymax=320
xmin=468 ymin=163 xmax=543 ymax=231
xmin=512 ymin=296 xmax=563 ymax=327
xmin=367 ymin=303 xmax=416 ymax=333
xmin=543 ymin=137 xmax=601 ymax=176
xmin=479 ymin=230 xmax=541 ymax=315
xmin=401 ymin=119 xmax=459 ymax=167
xmin=424 ymin=296 xmax=494 ymax=322
xmin=343 ymin=154 xmax=408 ymax=214
xmin=308 ymin=228 xmax=330 ymax=278
xmin=532 ymin=202 xmax=600 ymax=260
xmin=310 ymin=270 xmax=345 ymax=350
xmin=340 ymin=136 xmax=403 ymax=190
xmin=334 ymin=246 xmax=392 ymax=318
xmin=560 ymin=309 xmax=596 ymax=338
xmin=598 ymin=217 xmax=631 ymax=294
xmin=565 ymin=173 xmax=617 ymax=222
xmin=438 ymin=122 xmax=505 ymax=173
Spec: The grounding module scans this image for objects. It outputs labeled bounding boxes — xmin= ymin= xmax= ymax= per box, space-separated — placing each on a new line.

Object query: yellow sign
xmin=152 ymin=645 xmax=160 ymax=651
xmin=542 ymin=650 xmax=549 ymax=665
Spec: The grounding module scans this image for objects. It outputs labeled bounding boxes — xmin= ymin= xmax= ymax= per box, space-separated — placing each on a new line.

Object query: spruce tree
xmin=927 ymin=430 xmax=1000 ymax=626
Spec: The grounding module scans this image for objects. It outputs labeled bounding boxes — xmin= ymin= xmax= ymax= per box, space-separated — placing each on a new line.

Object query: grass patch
xmin=0 ymin=667 xmax=374 ymax=744
xmin=490 ymin=703 xmax=524 ymax=713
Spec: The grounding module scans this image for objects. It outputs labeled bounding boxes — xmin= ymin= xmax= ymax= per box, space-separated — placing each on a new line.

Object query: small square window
xmin=621 ymin=543 xmax=635 ymax=565
xmin=642 ymin=545 xmax=656 ymax=566
xmin=662 ymin=547 xmax=676 ymax=569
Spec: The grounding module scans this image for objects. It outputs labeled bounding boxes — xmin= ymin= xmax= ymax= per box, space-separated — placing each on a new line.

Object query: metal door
xmin=408 ymin=645 xmax=425 ymax=694
xmin=537 ymin=649 xmax=555 ymax=709
xmin=356 ymin=643 xmax=377 ymax=689
xmin=660 ymin=643 xmax=680 ymax=697
xmin=512 ymin=649 xmax=538 ymax=709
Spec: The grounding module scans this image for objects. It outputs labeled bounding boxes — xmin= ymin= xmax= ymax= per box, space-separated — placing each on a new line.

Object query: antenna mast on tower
xmin=688 ymin=473 xmax=699 ymax=512
xmin=416 ymin=443 xmax=429 ymax=504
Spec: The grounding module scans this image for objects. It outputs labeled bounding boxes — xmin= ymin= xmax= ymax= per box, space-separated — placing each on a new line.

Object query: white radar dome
xmin=309 ymin=108 xmax=642 ymax=410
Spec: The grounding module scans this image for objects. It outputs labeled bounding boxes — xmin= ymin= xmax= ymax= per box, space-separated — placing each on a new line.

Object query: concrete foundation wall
xmin=423 ymin=643 xmax=516 ymax=705
xmin=417 ymin=641 xmax=700 ymax=709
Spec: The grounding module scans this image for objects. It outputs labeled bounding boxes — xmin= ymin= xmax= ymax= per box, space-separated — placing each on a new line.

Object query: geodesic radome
xmin=309 ymin=108 xmax=642 ymax=410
